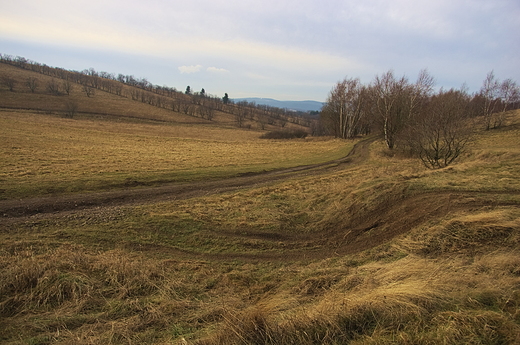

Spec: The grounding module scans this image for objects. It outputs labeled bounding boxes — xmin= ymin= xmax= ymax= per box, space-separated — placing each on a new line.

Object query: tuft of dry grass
xmin=194 ymin=249 xmax=520 ymax=345
xmin=0 ymin=246 xmax=221 ymax=344
xmin=400 ymin=208 xmax=520 ymax=256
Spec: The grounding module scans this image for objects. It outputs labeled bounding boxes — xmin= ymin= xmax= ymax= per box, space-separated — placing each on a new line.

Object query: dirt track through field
xmin=2 ymin=135 xmax=519 ymax=262
xmin=123 ymin=189 xmax=519 ymax=262
xmin=0 ymin=136 xmax=375 ymax=220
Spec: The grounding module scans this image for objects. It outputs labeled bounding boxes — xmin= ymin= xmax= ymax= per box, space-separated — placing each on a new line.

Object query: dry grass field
xmin=1 ymin=61 xmax=519 ymax=344
xmin=1 ymin=62 xmax=349 ymax=200
xmin=0 ymin=110 xmax=349 ymax=199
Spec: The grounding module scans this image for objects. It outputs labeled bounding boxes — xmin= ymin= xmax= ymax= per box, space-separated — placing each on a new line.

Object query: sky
xmin=1 ymin=0 xmax=519 ymax=102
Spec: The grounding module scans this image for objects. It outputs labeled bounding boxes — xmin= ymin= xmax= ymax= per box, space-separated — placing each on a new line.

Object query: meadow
xmin=0 ymin=110 xmax=350 ymax=199
xmin=1 ymin=61 xmax=519 ymax=344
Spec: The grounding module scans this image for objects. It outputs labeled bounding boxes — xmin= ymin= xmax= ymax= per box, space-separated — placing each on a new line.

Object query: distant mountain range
xmin=233 ymin=98 xmax=324 ymax=113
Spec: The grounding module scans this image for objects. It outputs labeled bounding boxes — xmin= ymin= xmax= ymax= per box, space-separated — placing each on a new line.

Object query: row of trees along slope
xmin=320 ymin=69 xmax=520 ymax=169
xmin=0 ymin=54 xmax=312 ymax=130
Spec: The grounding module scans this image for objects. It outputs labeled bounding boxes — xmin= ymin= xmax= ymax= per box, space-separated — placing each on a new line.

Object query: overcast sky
xmin=1 ymin=0 xmax=519 ymax=101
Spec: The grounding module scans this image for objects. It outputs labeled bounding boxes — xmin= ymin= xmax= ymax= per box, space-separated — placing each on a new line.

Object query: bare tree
xmin=370 ymin=69 xmax=434 ymax=149
xmin=198 ymin=105 xmax=215 ymax=120
xmin=130 ymin=89 xmax=139 ymax=101
xmin=62 ymin=80 xmax=73 ymax=95
xmin=64 ymin=100 xmax=79 ymax=118
xmin=114 ymin=83 xmax=123 ymax=96
xmin=409 ymin=88 xmax=472 ymax=169
xmin=371 ymin=71 xmax=412 ymax=148
xmin=2 ymin=76 xmax=16 ymax=91
xmin=26 ymin=77 xmax=39 ymax=93
xmin=484 ymin=78 xmax=520 ymax=128
xmin=83 ymin=84 xmax=95 ymax=98
xmin=479 ymin=71 xmax=501 ymax=130
xmin=410 ymin=69 xmax=435 ymax=117
xmin=207 ymin=106 xmax=216 ymax=120
xmin=171 ymin=99 xmax=181 ymax=112
xmin=279 ymin=115 xmax=288 ymax=128
xmin=202 ymin=98 xmax=217 ymax=120
xmin=321 ymin=77 xmax=366 ymax=139
xmin=499 ymin=79 xmax=520 ymax=113
xmin=46 ymin=79 xmax=61 ymax=95
xmin=181 ymin=101 xmax=195 ymax=116
xmin=235 ymin=104 xmax=247 ymax=128
xmin=258 ymin=115 xmax=268 ymax=130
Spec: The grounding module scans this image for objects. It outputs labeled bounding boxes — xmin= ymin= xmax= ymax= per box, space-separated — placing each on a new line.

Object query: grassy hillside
xmin=0 ymin=63 xmax=206 ymax=124
xmin=0 ymin=110 xmax=350 ymax=199
xmin=1 ymin=61 xmax=519 ymax=344
xmin=0 ymin=61 xmax=310 ymax=129
xmin=0 ymin=62 xmax=347 ymax=200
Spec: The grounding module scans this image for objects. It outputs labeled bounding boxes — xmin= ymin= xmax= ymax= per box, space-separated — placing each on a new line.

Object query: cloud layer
xmin=1 ymin=0 xmax=519 ymax=101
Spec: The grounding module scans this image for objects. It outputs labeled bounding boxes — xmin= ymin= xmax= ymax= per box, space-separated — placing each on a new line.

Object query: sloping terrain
xmin=0 ymin=63 xmax=204 ymax=124
xmin=0 ymin=61 xmax=309 ymax=130
xmin=1 ymin=60 xmax=519 ymax=344
xmin=0 ymin=135 xmax=374 ymax=219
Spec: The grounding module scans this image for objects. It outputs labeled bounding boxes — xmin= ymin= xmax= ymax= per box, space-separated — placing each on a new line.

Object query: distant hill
xmin=0 ymin=58 xmax=313 ymax=131
xmin=233 ymin=98 xmax=324 ymax=113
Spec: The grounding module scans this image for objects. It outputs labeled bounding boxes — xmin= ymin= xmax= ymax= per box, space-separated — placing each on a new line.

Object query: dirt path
xmin=2 ymin=134 xmax=519 ymax=262
xmin=0 ymin=136 xmax=376 ymax=220
xmin=123 ymin=189 xmax=519 ymax=263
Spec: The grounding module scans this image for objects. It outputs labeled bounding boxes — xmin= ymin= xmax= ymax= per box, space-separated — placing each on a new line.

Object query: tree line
xmin=320 ymin=69 xmax=519 ymax=168
xmin=0 ymin=54 xmax=311 ymax=129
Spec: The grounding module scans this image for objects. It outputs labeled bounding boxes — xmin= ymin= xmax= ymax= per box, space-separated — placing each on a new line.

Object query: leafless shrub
xmin=26 ymin=77 xmax=39 ymax=92
xmin=2 ymin=76 xmax=16 ymax=91
xmin=46 ymin=78 xmax=61 ymax=95
xmin=407 ymin=88 xmax=473 ymax=169
xmin=64 ymin=100 xmax=79 ymax=118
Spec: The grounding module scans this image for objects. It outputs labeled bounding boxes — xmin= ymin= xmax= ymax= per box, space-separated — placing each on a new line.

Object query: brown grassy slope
xmin=0 ymin=109 xmax=350 ymax=200
xmin=0 ymin=61 xmax=348 ymax=200
xmin=0 ymin=62 xmax=305 ymax=130
xmin=188 ymin=112 xmax=520 ymax=344
xmin=0 ymin=63 xmax=246 ymax=126
xmin=0 ymin=117 xmax=519 ymax=342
